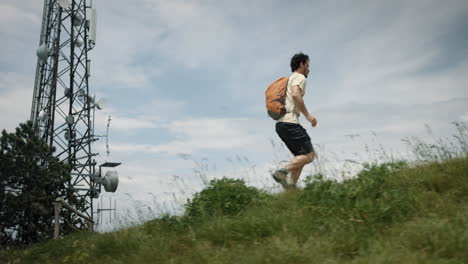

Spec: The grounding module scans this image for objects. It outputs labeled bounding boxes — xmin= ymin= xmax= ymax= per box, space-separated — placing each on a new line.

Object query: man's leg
xmin=287 ymin=152 xmax=315 ymax=184
xmin=274 ymin=122 xmax=315 ymax=187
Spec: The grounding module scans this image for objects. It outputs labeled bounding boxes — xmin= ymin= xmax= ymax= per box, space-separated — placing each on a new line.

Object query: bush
xmin=300 ymin=161 xmax=414 ymax=224
xmin=185 ymin=178 xmax=270 ymax=219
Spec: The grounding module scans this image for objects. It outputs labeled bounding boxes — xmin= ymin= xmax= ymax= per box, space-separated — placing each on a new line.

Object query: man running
xmin=271 ymin=52 xmax=317 ymax=188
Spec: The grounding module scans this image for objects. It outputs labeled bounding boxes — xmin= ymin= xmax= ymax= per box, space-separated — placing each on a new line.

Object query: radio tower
xmin=30 ymin=0 xmax=119 ymax=233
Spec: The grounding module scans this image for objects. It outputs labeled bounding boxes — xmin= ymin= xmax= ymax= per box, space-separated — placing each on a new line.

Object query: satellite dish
xmin=64 ymin=129 xmax=74 ymax=141
xmin=38 ymin=110 xmax=46 ymax=121
xmin=87 ymin=94 xmax=95 ymax=104
xmin=65 ymin=115 xmax=74 ymax=125
xmin=75 ymin=37 xmax=84 ymax=48
xmin=36 ymin=44 xmax=49 ymax=61
xmin=64 ymin=88 xmax=72 ymax=97
xmin=95 ymin=98 xmax=107 ymax=110
xmin=77 ymin=89 xmax=86 ymax=102
xmin=58 ymin=0 xmax=70 ymax=9
xmin=87 ymin=94 xmax=106 ymax=110
xmin=103 ymin=171 xmax=119 ymax=192
xmin=91 ymin=189 xmax=99 ymax=199
xmin=73 ymin=13 xmax=84 ymax=27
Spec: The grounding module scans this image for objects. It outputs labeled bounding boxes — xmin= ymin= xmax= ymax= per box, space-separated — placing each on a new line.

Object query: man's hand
xmin=306 ymin=114 xmax=317 ymax=127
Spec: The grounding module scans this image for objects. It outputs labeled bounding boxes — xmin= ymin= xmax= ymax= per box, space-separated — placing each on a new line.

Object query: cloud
xmin=0 ymin=2 xmax=42 ymax=74
xmin=331 ymin=52 xmax=468 ymax=106
xmin=94 ymin=110 xmax=159 ymax=131
xmin=202 ymin=0 xmax=468 ymax=108
xmin=106 ymin=117 xmax=267 ymax=154
xmin=92 ymin=63 xmax=153 ymax=90
xmin=0 ymin=2 xmax=41 ymax=30
xmin=92 ymin=96 xmax=188 ymax=132
xmin=313 ymin=97 xmax=468 ymax=140
xmin=0 ymin=72 xmax=33 ymax=132
xmin=142 ymin=0 xmax=235 ymax=68
xmin=321 ymin=0 xmax=468 ymax=105
xmin=461 ymin=112 xmax=468 ymax=122
xmin=135 ymin=98 xmax=187 ymax=121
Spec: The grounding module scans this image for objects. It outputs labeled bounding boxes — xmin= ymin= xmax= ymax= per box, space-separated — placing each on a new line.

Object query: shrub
xmin=300 ymin=161 xmax=414 ymax=224
xmin=185 ymin=178 xmax=270 ymax=219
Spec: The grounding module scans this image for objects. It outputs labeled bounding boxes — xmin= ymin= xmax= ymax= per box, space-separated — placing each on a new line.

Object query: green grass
xmin=1 ymin=157 xmax=467 ymax=264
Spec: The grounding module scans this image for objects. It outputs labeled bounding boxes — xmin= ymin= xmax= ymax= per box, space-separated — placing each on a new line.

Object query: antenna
xmin=29 ymin=0 xmax=121 ymax=236
xmin=93 ymin=115 xmax=111 ymax=158
xmin=88 ymin=8 xmax=97 ymax=47
xmin=95 ymin=196 xmax=117 ymax=227
xmin=106 ymin=115 xmax=111 ymax=157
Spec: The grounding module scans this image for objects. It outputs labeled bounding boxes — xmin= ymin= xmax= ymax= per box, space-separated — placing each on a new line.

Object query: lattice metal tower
xmin=30 ymin=0 xmax=118 ymax=232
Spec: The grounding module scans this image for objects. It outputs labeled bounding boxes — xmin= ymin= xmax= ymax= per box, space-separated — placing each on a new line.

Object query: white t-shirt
xmin=276 ymin=72 xmax=307 ymax=124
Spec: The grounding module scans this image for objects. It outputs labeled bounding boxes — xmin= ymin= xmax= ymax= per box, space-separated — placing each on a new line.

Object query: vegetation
xmin=0 ymin=121 xmax=84 ymax=247
xmin=185 ymin=178 xmax=271 ymax=219
xmin=1 ymin=154 xmax=467 ymax=263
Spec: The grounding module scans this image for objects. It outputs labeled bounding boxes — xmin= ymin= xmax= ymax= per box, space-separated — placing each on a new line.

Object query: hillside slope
xmin=1 ymin=157 xmax=467 ymax=264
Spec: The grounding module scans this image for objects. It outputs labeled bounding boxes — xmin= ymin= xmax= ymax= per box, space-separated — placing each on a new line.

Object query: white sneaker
xmin=271 ymin=168 xmax=288 ymax=188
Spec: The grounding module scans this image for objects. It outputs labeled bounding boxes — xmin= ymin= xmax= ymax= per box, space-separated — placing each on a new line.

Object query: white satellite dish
xmin=87 ymin=94 xmax=106 ymax=110
xmin=58 ymin=0 xmax=70 ymax=9
xmin=75 ymin=37 xmax=84 ymax=48
xmin=86 ymin=94 xmax=95 ymax=105
xmin=103 ymin=171 xmax=119 ymax=192
xmin=73 ymin=13 xmax=84 ymax=27
xmin=77 ymin=89 xmax=86 ymax=102
xmin=36 ymin=44 xmax=49 ymax=61
xmin=95 ymin=98 xmax=107 ymax=110
xmin=38 ymin=110 xmax=46 ymax=121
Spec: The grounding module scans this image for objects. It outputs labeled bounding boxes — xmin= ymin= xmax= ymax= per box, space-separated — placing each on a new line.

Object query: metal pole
xmin=54 ymin=201 xmax=62 ymax=240
xmin=87 ymin=220 xmax=94 ymax=232
xmin=56 ymin=198 xmax=94 ymax=224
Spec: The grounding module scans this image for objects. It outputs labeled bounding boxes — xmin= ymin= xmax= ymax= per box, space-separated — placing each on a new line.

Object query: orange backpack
xmin=265 ymin=77 xmax=289 ymax=120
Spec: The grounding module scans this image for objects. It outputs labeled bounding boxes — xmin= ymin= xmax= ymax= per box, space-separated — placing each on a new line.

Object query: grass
xmin=1 ymin=154 xmax=467 ymax=264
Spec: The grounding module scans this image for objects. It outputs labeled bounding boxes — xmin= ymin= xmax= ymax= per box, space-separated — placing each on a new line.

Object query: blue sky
xmin=1 ymin=0 xmax=468 ymax=229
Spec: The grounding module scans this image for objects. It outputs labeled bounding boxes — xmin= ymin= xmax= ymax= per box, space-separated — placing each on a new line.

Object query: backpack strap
xmin=284 ymin=77 xmax=291 ymax=113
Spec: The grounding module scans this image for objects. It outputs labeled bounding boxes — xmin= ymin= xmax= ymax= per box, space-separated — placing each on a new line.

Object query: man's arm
xmin=292 ymin=85 xmax=310 ymax=117
xmin=292 ymin=85 xmax=317 ymax=127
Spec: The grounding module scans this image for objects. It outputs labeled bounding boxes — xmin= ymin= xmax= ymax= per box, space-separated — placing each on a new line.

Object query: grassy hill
xmin=1 ymin=156 xmax=467 ymax=264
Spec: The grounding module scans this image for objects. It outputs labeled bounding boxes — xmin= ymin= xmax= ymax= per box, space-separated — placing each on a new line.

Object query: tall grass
xmin=93 ymin=122 xmax=468 ymax=233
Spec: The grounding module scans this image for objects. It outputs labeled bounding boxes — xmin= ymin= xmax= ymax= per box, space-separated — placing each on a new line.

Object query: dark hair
xmin=290 ymin=52 xmax=309 ymax=72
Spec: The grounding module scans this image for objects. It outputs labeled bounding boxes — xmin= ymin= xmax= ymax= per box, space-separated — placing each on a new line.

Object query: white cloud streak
xmin=107 ymin=117 xmax=266 ymax=154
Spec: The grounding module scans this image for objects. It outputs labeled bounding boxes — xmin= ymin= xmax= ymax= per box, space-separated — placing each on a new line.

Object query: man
xmin=271 ymin=52 xmax=317 ymax=189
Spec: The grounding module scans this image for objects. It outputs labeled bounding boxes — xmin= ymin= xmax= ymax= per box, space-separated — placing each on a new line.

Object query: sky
xmin=1 ymin=0 xmax=468 ymax=230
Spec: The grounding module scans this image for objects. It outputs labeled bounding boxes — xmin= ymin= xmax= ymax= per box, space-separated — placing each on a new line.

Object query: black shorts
xmin=276 ymin=122 xmax=314 ymax=156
